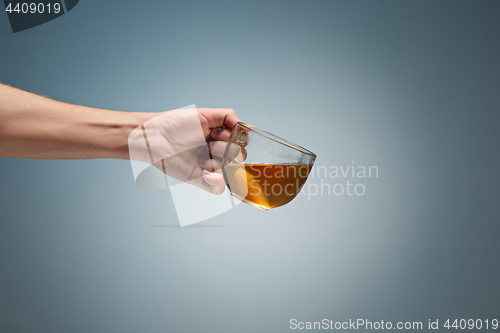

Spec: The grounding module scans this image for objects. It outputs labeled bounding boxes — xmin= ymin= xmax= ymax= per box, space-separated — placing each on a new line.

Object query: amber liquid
xmin=223 ymin=164 xmax=312 ymax=210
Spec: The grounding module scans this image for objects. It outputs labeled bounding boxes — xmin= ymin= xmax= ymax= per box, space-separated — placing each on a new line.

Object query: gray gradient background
xmin=1 ymin=1 xmax=499 ymax=332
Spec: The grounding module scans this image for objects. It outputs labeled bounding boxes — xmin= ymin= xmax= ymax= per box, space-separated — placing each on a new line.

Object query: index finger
xmin=198 ymin=108 xmax=240 ymax=130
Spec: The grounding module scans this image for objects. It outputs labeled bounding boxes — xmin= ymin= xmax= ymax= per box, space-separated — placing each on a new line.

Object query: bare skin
xmin=0 ymin=83 xmax=240 ymax=194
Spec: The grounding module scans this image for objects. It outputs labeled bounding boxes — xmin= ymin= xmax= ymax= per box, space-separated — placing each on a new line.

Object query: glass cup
xmin=222 ymin=122 xmax=316 ymax=210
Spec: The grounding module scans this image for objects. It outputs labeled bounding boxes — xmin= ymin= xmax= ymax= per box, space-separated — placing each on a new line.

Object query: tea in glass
xmin=222 ymin=122 xmax=316 ymax=210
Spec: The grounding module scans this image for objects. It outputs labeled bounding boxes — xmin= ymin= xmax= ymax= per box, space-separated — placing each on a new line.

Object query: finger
xmin=198 ymin=108 xmax=240 ymax=130
xmin=208 ymin=141 xmax=248 ymax=162
xmin=240 ymin=147 xmax=248 ymax=161
xmin=199 ymin=158 xmax=222 ymax=172
xmin=210 ymin=127 xmax=233 ymax=141
xmin=202 ymin=170 xmax=226 ymax=195
xmin=208 ymin=141 xmax=228 ymax=158
xmin=223 ymin=143 xmax=248 ymax=163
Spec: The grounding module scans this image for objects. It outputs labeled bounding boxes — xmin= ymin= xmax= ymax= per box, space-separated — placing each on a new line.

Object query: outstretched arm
xmin=0 ymin=83 xmax=153 ymax=160
xmin=0 ymin=83 xmax=240 ymax=194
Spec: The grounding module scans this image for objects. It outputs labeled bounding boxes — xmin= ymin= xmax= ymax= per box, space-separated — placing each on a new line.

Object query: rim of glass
xmin=236 ymin=121 xmax=316 ymax=157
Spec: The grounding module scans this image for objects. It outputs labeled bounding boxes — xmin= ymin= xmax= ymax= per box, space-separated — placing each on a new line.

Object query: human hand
xmin=128 ymin=107 xmax=240 ymax=194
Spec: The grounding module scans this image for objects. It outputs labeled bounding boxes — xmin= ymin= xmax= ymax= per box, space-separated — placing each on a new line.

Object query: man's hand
xmin=128 ymin=107 xmax=240 ymax=194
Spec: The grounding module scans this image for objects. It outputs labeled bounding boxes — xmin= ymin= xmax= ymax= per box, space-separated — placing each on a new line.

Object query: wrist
xmin=102 ymin=111 xmax=158 ymax=160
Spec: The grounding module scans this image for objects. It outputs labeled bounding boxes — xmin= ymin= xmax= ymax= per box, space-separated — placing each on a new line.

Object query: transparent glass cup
xmin=222 ymin=122 xmax=316 ymax=210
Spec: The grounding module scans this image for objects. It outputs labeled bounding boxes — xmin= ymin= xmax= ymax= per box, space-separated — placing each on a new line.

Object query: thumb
xmin=202 ymin=170 xmax=226 ymax=195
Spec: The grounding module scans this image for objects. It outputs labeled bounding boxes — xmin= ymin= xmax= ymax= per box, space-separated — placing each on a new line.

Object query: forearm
xmin=0 ymin=83 xmax=154 ymax=160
